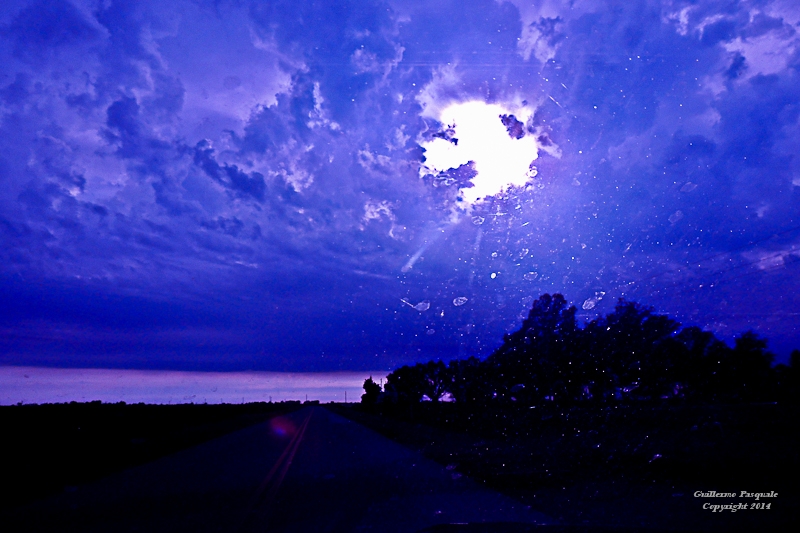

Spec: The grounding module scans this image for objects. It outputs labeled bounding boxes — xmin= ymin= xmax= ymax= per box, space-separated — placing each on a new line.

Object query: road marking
xmin=236 ymin=410 xmax=313 ymax=532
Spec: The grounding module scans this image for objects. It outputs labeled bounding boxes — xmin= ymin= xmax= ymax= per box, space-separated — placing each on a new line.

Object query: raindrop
xmin=472 ymin=216 xmax=485 ymax=225
xmin=453 ymin=296 xmax=469 ymax=306
xmin=668 ymin=210 xmax=684 ymax=224
xmin=426 ymin=329 xmax=436 ymax=335
xmin=523 ymin=271 xmax=538 ymax=281
xmin=414 ymin=301 xmax=431 ymax=312
xmin=582 ymin=291 xmax=606 ymax=310
xmin=518 ymin=248 xmax=529 ymax=259
xmin=490 ymin=272 xmax=497 ymax=279
xmin=680 ymin=182 xmax=697 ymax=193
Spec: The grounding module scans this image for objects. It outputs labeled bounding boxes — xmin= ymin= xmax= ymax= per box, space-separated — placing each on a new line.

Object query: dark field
xmin=0 ymin=401 xmax=302 ymax=510
xmin=1 ymin=400 xmax=796 ymax=531
xmin=332 ymin=401 xmax=798 ymax=531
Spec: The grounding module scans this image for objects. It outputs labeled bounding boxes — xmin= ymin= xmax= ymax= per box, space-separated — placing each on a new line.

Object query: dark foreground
xmin=333 ymin=401 xmax=798 ymax=532
xmin=2 ymin=405 xmax=549 ymax=532
xmin=0 ymin=401 xmax=303 ymax=509
xmin=1 ymin=402 xmax=796 ymax=532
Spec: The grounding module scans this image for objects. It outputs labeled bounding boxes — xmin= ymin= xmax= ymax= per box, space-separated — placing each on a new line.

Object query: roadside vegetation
xmin=342 ymin=293 xmax=798 ymax=529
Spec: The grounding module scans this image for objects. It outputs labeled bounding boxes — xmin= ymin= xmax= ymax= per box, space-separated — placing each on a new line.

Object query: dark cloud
xmin=2 ymin=0 xmax=99 ymax=58
xmin=193 ymin=140 xmax=266 ymax=201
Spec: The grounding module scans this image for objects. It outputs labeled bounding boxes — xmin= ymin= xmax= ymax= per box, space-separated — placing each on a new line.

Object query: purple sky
xmin=1 ymin=0 xmax=800 ymax=372
xmin=0 ymin=367 xmax=383 ymax=404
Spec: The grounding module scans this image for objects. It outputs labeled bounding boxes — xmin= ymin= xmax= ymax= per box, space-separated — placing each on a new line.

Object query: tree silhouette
xmin=361 ymin=377 xmax=382 ymax=405
xmin=487 ymin=293 xmax=579 ymax=403
xmin=447 ymin=357 xmax=488 ymax=405
xmin=379 ymin=293 xmax=795 ymax=407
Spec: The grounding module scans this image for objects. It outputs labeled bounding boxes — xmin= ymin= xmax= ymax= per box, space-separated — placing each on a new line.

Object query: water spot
xmin=491 ymin=251 xmax=498 ymax=257
xmin=582 ymin=291 xmax=606 ymax=310
xmin=472 ymin=216 xmax=485 ymax=225
xmin=490 ymin=272 xmax=497 ymax=279
xmin=426 ymin=328 xmax=436 ymax=335
xmin=523 ymin=271 xmax=538 ymax=281
xmin=668 ymin=210 xmax=684 ymax=224
xmin=453 ymin=296 xmax=469 ymax=306
xmin=518 ymin=248 xmax=529 ymax=259
xmin=680 ymin=182 xmax=697 ymax=193
xmin=400 ymin=298 xmax=430 ymax=312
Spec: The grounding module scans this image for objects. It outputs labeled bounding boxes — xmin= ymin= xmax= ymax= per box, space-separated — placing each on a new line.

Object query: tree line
xmin=363 ymin=294 xmax=799 ymax=406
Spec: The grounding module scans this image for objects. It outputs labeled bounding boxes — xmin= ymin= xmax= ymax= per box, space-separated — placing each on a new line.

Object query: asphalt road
xmin=4 ymin=406 xmax=551 ymax=532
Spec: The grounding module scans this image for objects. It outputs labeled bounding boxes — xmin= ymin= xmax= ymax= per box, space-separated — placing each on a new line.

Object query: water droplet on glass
xmin=680 ymin=182 xmax=697 ymax=193
xmin=453 ymin=296 xmax=468 ymax=306
xmin=491 ymin=252 xmax=498 ymax=258
xmin=414 ymin=301 xmax=431 ymax=312
xmin=582 ymin=291 xmax=606 ymax=310
xmin=472 ymin=216 xmax=485 ymax=225
xmin=490 ymin=272 xmax=497 ymax=279
xmin=668 ymin=210 xmax=684 ymax=224
xmin=426 ymin=329 xmax=436 ymax=335
xmin=523 ymin=271 xmax=538 ymax=281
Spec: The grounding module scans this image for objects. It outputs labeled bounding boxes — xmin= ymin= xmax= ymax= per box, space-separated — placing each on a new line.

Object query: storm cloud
xmin=1 ymin=0 xmax=799 ymax=370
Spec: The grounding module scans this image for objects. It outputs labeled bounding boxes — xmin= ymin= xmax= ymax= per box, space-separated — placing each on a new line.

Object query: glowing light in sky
xmin=420 ymin=101 xmax=539 ymax=205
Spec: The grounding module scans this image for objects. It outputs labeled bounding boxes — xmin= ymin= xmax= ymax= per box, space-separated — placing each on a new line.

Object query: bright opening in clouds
xmin=420 ymin=101 xmax=539 ymax=205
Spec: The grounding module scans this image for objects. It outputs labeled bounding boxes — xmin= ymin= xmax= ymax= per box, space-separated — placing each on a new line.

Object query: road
xmin=4 ymin=406 xmax=551 ymax=532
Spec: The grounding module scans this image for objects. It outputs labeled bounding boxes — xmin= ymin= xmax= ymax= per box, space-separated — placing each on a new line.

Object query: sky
xmin=0 ymin=366 xmax=381 ymax=404
xmin=1 ymin=0 xmax=799 ymax=373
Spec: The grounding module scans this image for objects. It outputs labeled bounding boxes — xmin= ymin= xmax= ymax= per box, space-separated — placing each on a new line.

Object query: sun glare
xmin=420 ymin=101 xmax=539 ymax=205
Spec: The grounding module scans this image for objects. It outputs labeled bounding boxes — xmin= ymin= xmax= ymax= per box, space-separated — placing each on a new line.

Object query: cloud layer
xmin=1 ymin=0 xmax=799 ymax=370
